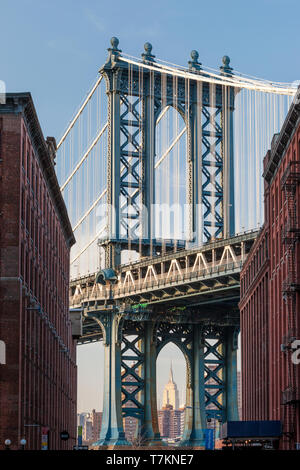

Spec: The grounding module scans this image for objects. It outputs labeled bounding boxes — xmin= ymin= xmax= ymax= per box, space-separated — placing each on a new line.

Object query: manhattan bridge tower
xmin=56 ymin=38 xmax=294 ymax=448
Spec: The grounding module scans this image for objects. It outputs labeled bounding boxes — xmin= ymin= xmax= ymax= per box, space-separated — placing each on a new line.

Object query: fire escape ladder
xmin=280 ymin=160 xmax=300 ymax=441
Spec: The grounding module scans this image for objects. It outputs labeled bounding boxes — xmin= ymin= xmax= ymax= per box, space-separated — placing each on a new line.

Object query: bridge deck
xmin=71 ymin=230 xmax=258 ymax=344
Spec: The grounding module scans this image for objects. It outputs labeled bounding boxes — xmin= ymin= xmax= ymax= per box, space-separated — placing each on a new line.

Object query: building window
xmin=21 ymin=187 xmax=25 ymax=222
xmin=35 ymin=217 xmax=38 ymax=249
xmin=35 ymin=169 xmax=38 ymax=197
xmin=31 ymin=208 xmax=34 ymax=240
xmin=22 ymin=138 xmax=25 ymax=168
xmin=26 ymin=199 xmax=30 ymax=232
xmin=20 ymin=243 xmax=24 ymax=278
xmin=26 ymin=150 xmax=30 ymax=179
xmin=31 ymin=161 xmax=35 ymax=193
xmin=34 ymin=265 xmax=38 ymax=298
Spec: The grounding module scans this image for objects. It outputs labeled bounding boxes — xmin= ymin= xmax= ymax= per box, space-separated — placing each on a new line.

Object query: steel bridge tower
xmin=101 ymin=38 xmax=236 ymax=269
xmin=81 ymin=38 xmax=239 ymax=449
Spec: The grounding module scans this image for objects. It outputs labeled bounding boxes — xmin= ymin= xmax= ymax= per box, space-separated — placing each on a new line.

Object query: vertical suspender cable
xmin=197 ymin=81 xmax=203 ymax=245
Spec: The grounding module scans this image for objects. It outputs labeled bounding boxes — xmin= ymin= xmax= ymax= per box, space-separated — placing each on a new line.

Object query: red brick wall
xmin=240 ymin=226 xmax=270 ymax=422
xmin=240 ymin=118 xmax=300 ymax=450
xmin=267 ymin=128 xmax=300 ymax=449
xmin=0 ymin=114 xmax=23 ymax=448
xmin=0 ymin=110 xmax=77 ymax=450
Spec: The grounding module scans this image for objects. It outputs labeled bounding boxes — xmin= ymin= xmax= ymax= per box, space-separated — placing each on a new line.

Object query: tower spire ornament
xmin=141 ymin=42 xmax=155 ymax=63
xmin=163 ymin=361 xmax=179 ymax=410
xmin=220 ymin=55 xmax=233 ymax=76
xmin=188 ymin=50 xmax=202 ymax=71
xmin=169 ymin=361 xmax=174 ymax=383
xmin=106 ymin=36 xmax=122 ymax=63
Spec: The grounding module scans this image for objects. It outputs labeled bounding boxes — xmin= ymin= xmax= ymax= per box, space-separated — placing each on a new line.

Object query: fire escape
xmin=281 ymin=160 xmax=300 ymax=442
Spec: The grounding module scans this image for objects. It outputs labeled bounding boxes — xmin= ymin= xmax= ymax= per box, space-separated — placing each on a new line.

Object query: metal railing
xmin=71 ymin=258 xmax=243 ymax=305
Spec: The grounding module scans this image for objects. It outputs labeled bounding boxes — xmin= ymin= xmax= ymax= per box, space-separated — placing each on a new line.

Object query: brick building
xmin=158 ymin=404 xmax=183 ymax=440
xmin=0 ymin=93 xmax=76 ymax=450
xmin=83 ymin=419 xmax=93 ymax=442
xmin=91 ymin=409 xmax=102 ymax=443
xmin=179 ymin=405 xmax=186 ymax=436
xmin=77 ymin=410 xmax=103 ymax=447
xmin=239 ymin=92 xmax=300 ymax=449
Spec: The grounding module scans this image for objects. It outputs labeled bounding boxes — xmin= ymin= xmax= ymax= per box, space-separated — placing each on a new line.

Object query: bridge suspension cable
xmin=60 ymin=122 xmax=108 ymax=191
xmin=120 ymin=55 xmax=297 ymax=95
xmin=57 ymin=75 xmax=103 ymax=150
xmin=128 ymin=52 xmax=294 ymax=88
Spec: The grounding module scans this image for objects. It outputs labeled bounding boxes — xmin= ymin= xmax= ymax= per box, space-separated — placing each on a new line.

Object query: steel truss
xmin=87 ymin=308 xmax=239 ymax=448
xmin=100 ymin=39 xmax=236 ymax=268
xmin=73 ymin=40 xmax=245 ymax=449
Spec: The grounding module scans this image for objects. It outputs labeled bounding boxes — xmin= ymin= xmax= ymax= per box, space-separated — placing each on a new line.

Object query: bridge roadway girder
xmin=71 ymin=231 xmax=257 ymax=314
xmin=73 ymin=230 xmax=258 ymax=344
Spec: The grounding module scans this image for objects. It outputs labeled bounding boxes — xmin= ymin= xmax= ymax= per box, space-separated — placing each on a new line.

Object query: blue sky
xmin=2 ymin=0 xmax=299 ymax=413
xmin=1 ymin=0 xmax=300 ymax=142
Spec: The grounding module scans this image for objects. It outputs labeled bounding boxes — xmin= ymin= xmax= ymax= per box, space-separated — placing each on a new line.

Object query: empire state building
xmin=162 ymin=363 xmax=180 ymax=410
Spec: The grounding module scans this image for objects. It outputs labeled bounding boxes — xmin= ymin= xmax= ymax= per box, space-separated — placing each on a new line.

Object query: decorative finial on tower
xmin=141 ymin=42 xmax=155 ymax=63
xmin=220 ymin=55 xmax=233 ymax=76
xmin=188 ymin=50 xmax=202 ymax=71
xmin=106 ymin=36 xmax=122 ymax=62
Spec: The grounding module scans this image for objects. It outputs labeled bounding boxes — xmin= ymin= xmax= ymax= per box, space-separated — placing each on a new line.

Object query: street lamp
xmin=4 ymin=439 xmax=11 ymax=450
xmin=20 ymin=438 xmax=26 ymax=450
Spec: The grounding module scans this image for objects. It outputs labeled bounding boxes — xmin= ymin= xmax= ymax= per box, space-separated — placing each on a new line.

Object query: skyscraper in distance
xmin=162 ymin=362 xmax=179 ymax=410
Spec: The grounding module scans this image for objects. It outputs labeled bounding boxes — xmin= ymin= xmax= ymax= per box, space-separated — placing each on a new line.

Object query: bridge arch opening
xmin=76 ymin=341 xmax=104 ymax=443
xmin=155 ymin=106 xmax=187 ymax=242
xmin=156 ymin=342 xmax=187 ymax=444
